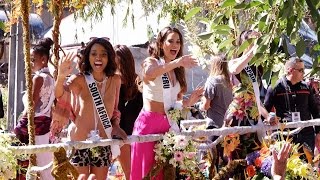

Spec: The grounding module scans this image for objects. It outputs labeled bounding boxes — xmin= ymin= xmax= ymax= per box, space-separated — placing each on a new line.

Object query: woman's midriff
xmin=68 ymin=115 xmax=110 ymax=141
xmin=143 ymin=98 xmax=166 ymax=114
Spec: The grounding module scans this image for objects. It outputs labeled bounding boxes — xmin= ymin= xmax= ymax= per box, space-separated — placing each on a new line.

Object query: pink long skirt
xmin=130 ymin=110 xmax=170 ymax=180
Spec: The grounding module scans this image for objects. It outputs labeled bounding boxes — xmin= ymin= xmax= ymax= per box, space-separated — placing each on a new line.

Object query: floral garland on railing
xmin=144 ymin=132 xmax=205 ymax=179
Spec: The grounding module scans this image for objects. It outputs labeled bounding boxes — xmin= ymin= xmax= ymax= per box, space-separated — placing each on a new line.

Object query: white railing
xmin=7 ymin=118 xmax=320 ymax=179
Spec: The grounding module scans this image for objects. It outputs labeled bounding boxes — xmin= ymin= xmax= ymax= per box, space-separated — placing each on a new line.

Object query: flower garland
xmin=145 ymin=132 xmax=204 ymax=179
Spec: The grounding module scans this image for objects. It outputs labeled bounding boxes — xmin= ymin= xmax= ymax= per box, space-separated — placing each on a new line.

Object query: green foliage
xmin=147 ymin=0 xmax=320 ymax=82
xmin=26 ymin=0 xmax=320 ymax=80
xmin=0 ymin=86 xmax=7 ymax=130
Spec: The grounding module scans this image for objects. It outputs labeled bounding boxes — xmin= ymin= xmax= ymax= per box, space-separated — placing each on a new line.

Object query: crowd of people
xmin=10 ymin=26 xmax=320 ymax=180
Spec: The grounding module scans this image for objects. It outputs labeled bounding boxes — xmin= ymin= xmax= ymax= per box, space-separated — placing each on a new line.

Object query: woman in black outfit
xmin=114 ymin=45 xmax=143 ymax=179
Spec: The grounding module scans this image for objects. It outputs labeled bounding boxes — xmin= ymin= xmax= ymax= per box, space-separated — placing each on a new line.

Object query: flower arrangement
xmin=245 ymin=145 xmax=272 ymax=179
xmin=244 ymin=141 xmax=318 ymax=179
xmin=0 ymin=133 xmax=19 ymax=179
xmin=227 ymin=73 xmax=259 ymax=122
xmin=167 ymin=107 xmax=183 ymax=122
xmin=145 ymin=132 xmax=204 ymax=179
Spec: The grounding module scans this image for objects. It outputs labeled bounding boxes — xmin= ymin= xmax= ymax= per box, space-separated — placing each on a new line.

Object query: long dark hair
xmin=148 ymin=26 xmax=187 ymax=94
xmin=114 ymin=44 xmax=139 ymax=100
xmin=79 ymin=38 xmax=117 ymax=76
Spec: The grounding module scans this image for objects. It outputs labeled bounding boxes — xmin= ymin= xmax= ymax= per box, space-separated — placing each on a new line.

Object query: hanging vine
xmin=51 ymin=0 xmax=64 ymax=79
xmin=19 ymin=0 xmax=37 ymax=168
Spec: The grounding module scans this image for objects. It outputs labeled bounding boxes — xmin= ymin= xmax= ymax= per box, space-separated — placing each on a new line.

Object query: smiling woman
xmin=54 ymin=38 xmax=127 ymax=180
xmin=130 ymin=26 xmax=204 ymax=180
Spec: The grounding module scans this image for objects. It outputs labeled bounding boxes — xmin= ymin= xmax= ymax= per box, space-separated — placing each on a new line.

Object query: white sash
xmin=243 ymin=66 xmax=265 ymax=142
xmin=84 ymin=73 xmax=120 ymax=159
xmin=159 ymin=59 xmax=180 ymax=132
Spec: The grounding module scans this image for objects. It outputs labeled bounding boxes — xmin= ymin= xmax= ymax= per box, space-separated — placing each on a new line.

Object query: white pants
xmin=35 ymin=132 xmax=54 ymax=180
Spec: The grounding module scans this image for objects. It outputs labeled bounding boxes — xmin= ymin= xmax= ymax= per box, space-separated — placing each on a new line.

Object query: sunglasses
xmin=293 ymin=68 xmax=304 ymax=73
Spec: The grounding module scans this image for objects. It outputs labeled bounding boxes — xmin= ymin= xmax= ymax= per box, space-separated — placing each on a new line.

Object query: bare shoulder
xmin=32 ymin=75 xmax=44 ymax=87
xmin=108 ymin=74 xmax=121 ymax=86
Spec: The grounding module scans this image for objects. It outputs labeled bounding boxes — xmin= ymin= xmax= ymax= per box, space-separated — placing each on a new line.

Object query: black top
xmin=118 ymin=84 xmax=143 ymax=135
xmin=264 ymin=76 xmax=320 ymax=134
xmin=0 ymin=90 xmax=3 ymax=118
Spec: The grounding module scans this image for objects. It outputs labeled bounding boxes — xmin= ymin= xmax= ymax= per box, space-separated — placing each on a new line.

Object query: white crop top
xmin=22 ymin=67 xmax=55 ymax=117
xmin=143 ymin=77 xmax=181 ymax=102
xmin=143 ymin=58 xmax=181 ymax=103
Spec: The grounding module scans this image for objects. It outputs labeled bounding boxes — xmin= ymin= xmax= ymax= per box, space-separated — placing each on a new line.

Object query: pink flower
xmin=244 ymin=100 xmax=253 ymax=108
xmin=234 ymin=110 xmax=245 ymax=121
xmin=174 ymin=151 xmax=184 ymax=162
xmin=186 ymin=152 xmax=196 ymax=159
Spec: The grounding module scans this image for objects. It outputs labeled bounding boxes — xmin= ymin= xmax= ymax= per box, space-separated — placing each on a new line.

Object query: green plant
xmin=0 ymin=86 xmax=8 ymax=130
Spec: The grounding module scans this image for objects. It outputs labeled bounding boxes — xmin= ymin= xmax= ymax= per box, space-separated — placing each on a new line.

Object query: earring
xmin=42 ymin=61 xmax=45 ymax=64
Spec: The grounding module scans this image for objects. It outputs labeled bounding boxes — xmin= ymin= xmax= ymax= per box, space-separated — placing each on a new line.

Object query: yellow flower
xmin=222 ymin=134 xmax=240 ymax=157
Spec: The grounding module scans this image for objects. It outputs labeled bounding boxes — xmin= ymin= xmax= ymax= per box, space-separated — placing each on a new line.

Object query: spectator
xmin=264 ymin=57 xmax=320 ymax=159
xmin=271 ymin=143 xmax=292 ymax=180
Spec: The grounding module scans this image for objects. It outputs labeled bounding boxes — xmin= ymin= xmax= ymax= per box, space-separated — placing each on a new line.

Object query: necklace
xmin=94 ymin=76 xmax=108 ymax=85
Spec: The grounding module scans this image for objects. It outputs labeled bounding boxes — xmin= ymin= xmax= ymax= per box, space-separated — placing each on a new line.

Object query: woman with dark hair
xmin=114 ymin=44 xmax=143 ymax=179
xmin=55 ymin=38 xmax=127 ymax=180
xmin=224 ymin=30 xmax=274 ymax=178
xmin=14 ymin=38 xmax=55 ymax=179
xmin=130 ymin=26 xmax=203 ymax=180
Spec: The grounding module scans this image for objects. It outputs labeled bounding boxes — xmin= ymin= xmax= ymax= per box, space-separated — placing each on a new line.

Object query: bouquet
xmin=245 ymin=141 xmax=318 ymax=179
xmin=145 ymin=132 xmax=203 ymax=179
xmin=245 ymin=145 xmax=272 ymax=179
xmin=167 ymin=101 xmax=184 ymax=122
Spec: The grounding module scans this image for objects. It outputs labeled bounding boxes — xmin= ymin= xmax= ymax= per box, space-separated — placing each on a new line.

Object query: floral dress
xmin=223 ymin=70 xmax=262 ymax=178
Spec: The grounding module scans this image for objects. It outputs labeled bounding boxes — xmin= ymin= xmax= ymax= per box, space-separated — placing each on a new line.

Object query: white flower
xmin=174 ymin=135 xmax=188 ymax=149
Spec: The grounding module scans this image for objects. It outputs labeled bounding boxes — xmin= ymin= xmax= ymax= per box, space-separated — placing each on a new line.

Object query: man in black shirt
xmin=264 ymin=57 xmax=320 ymax=153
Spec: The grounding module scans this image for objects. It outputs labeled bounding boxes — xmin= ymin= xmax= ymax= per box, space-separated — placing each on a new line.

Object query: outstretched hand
xmin=271 ymin=142 xmax=292 ymax=179
xmin=58 ymin=52 xmax=77 ymax=78
xmin=177 ymin=55 xmax=199 ymax=69
xmin=188 ymin=86 xmax=205 ymax=107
